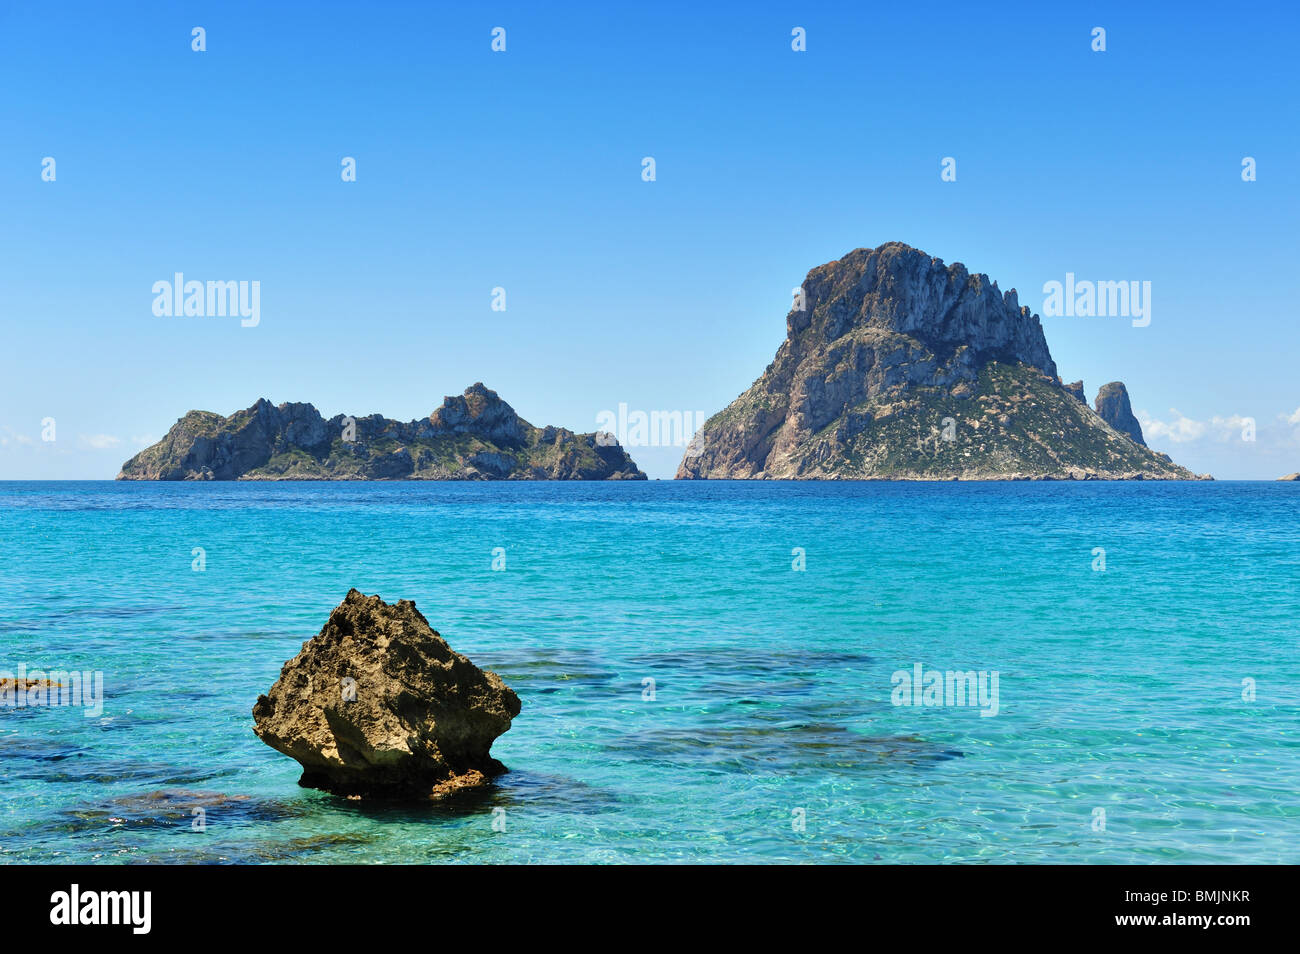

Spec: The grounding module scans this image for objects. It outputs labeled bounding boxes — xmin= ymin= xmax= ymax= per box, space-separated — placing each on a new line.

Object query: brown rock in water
xmin=0 ymin=678 xmax=63 ymax=691
xmin=252 ymin=590 xmax=520 ymax=799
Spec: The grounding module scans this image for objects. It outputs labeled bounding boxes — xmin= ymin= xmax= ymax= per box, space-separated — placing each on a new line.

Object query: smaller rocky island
xmin=118 ymin=383 xmax=645 ymax=480
xmin=253 ymin=590 xmax=521 ymax=799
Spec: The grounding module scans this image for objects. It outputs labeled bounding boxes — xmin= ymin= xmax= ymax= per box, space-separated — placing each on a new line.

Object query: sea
xmin=0 ymin=480 xmax=1296 ymax=864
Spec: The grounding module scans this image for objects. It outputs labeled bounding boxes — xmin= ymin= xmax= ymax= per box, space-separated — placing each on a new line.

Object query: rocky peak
xmin=1094 ymin=382 xmax=1146 ymax=446
xmin=430 ymin=383 xmax=525 ymax=445
xmin=275 ymin=402 xmax=329 ymax=449
xmin=786 ymin=242 xmax=1057 ymax=378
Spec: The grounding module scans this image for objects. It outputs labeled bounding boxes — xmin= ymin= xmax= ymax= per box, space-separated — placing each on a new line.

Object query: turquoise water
xmin=0 ymin=480 xmax=1296 ymax=864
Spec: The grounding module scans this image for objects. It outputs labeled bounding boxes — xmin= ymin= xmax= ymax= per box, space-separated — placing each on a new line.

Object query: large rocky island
xmin=679 ymin=242 xmax=1204 ymax=480
xmin=119 ymin=383 xmax=645 ymax=480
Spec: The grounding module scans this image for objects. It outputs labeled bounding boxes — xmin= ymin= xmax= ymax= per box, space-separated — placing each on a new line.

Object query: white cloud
xmin=1138 ymin=408 xmax=1206 ymax=443
xmin=1139 ymin=410 xmax=1262 ymax=445
xmin=79 ymin=434 xmax=123 ymax=450
xmin=1207 ymin=415 xmax=1255 ymax=442
xmin=0 ymin=427 xmax=35 ymax=447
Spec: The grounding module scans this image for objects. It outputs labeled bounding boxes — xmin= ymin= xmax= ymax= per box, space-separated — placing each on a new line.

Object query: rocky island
xmin=253 ymin=590 xmax=521 ymax=799
xmin=679 ymin=242 xmax=1205 ymax=480
xmin=119 ymin=383 xmax=645 ymax=480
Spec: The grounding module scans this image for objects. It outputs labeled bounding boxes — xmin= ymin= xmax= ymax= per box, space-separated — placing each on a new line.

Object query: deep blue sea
xmin=1 ymin=480 xmax=1296 ymax=864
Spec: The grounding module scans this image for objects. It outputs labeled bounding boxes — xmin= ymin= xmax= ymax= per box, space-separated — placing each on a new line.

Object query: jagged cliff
xmin=1093 ymin=381 xmax=1146 ymax=446
xmin=119 ymin=383 xmax=646 ymax=480
xmin=678 ymin=243 xmax=1200 ymax=480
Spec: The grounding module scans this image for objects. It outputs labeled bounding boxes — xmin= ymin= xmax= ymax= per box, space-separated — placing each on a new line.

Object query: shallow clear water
xmin=0 ymin=480 xmax=1296 ymax=864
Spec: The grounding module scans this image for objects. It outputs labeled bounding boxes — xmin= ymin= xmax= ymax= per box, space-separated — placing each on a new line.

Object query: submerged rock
xmin=62 ymin=790 xmax=298 ymax=830
xmin=253 ymin=590 xmax=521 ymax=799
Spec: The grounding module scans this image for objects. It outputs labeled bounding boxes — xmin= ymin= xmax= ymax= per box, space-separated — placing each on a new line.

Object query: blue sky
xmin=2 ymin=1 xmax=1297 ymax=479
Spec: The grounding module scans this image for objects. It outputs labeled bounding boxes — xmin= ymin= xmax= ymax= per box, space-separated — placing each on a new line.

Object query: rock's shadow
xmin=313 ymin=767 xmax=630 ymax=821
